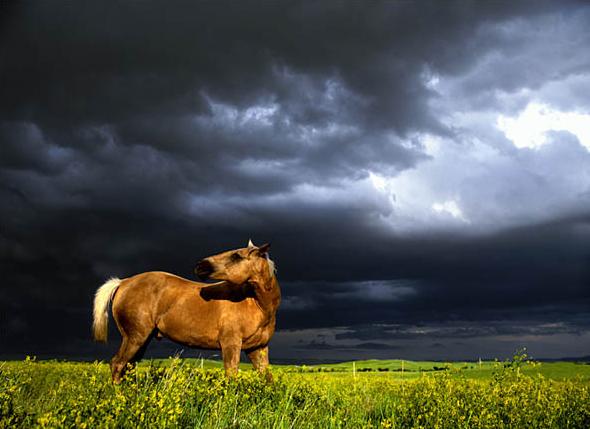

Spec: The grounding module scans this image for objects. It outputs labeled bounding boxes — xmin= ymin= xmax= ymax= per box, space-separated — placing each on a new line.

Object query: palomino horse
xmin=92 ymin=241 xmax=280 ymax=383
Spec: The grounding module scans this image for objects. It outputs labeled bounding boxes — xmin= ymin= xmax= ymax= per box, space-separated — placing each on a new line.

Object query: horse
xmin=92 ymin=240 xmax=280 ymax=383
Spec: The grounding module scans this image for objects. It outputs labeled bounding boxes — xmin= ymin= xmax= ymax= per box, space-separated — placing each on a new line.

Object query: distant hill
xmin=538 ymin=356 xmax=590 ymax=363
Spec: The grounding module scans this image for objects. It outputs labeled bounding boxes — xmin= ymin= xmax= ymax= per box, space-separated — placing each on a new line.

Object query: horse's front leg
xmin=220 ymin=337 xmax=242 ymax=377
xmin=247 ymin=345 xmax=272 ymax=382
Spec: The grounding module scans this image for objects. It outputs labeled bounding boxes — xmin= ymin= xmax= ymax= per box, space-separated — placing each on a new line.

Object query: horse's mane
xmin=266 ymin=255 xmax=277 ymax=276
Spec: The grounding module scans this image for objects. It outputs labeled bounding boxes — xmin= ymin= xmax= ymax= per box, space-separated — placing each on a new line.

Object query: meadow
xmin=1 ymin=353 xmax=589 ymax=428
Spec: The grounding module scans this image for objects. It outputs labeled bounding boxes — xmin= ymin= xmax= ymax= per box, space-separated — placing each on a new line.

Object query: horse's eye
xmin=230 ymin=253 xmax=243 ymax=262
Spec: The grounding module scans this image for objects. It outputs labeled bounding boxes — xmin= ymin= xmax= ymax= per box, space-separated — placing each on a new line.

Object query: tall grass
xmin=1 ymin=355 xmax=589 ymax=428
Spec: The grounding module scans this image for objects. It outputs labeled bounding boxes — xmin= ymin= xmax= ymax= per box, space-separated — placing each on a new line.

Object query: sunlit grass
xmin=1 ymin=353 xmax=589 ymax=428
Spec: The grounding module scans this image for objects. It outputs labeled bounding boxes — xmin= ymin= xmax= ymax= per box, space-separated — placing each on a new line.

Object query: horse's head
xmin=196 ymin=240 xmax=274 ymax=285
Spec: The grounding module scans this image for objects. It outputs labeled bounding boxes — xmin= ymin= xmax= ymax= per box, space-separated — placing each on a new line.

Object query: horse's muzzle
xmin=195 ymin=259 xmax=214 ymax=280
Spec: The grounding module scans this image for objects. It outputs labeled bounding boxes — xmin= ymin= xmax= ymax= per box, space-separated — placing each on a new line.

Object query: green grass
xmin=145 ymin=357 xmax=590 ymax=381
xmin=1 ymin=356 xmax=589 ymax=428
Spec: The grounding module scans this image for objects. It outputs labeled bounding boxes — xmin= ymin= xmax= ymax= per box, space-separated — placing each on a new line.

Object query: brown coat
xmin=92 ymin=242 xmax=280 ymax=382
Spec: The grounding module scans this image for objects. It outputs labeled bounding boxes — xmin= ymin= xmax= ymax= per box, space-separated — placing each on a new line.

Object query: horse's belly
xmin=164 ymin=330 xmax=220 ymax=349
xmin=156 ymin=306 xmax=222 ymax=349
xmin=158 ymin=323 xmax=221 ymax=349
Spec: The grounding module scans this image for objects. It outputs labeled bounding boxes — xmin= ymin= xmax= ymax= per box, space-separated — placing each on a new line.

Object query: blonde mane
xmin=266 ymin=255 xmax=276 ymax=276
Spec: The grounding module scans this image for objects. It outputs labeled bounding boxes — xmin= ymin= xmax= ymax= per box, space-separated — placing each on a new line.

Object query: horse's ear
xmin=257 ymin=243 xmax=271 ymax=255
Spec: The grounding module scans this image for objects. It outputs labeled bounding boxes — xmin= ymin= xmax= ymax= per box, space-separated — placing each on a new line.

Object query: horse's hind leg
xmin=129 ymin=330 xmax=156 ymax=364
xmin=111 ymin=330 xmax=154 ymax=383
xmin=111 ymin=337 xmax=130 ymax=383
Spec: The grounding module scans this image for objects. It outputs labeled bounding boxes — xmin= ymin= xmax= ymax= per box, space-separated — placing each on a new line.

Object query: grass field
xmin=132 ymin=356 xmax=590 ymax=381
xmin=2 ymin=354 xmax=589 ymax=428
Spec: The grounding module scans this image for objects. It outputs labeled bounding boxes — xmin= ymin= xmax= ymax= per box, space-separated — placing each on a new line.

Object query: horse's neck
xmin=253 ymin=275 xmax=281 ymax=316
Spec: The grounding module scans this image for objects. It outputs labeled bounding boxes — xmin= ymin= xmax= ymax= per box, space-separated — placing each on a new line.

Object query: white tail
xmin=92 ymin=277 xmax=121 ymax=343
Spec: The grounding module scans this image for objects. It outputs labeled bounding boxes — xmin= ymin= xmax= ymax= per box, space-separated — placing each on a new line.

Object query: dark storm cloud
xmin=1 ymin=1 xmax=589 ymax=360
xmin=1 ymin=1 xmax=574 ymax=186
xmin=279 ymin=215 xmax=590 ymax=326
xmin=334 ymin=320 xmax=590 ymax=343
xmin=296 ymin=339 xmax=401 ymax=351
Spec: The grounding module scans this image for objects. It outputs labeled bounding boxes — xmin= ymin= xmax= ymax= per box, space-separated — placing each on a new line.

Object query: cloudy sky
xmin=1 ymin=1 xmax=589 ymax=362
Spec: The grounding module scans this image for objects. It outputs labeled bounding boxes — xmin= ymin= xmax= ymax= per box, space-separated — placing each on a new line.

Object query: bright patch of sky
xmin=497 ymin=102 xmax=590 ymax=150
xmin=432 ymin=200 xmax=469 ymax=223
xmin=421 ymin=67 xmax=441 ymax=90
xmin=366 ymin=121 xmax=590 ymax=234
xmin=201 ymin=95 xmax=279 ymax=128
xmin=242 ymin=104 xmax=279 ymax=126
xmin=368 ymin=171 xmax=387 ymax=192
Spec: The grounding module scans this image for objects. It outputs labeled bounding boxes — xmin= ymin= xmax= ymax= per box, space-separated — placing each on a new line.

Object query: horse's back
xmin=111 ymin=271 xmax=195 ymax=324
